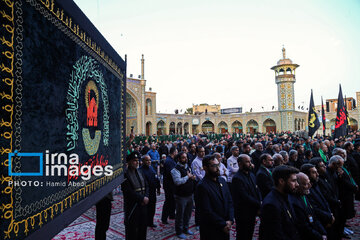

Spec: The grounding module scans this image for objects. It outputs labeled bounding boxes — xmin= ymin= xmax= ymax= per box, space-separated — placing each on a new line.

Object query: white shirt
xmin=219 ymin=162 xmax=229 ymax=182
xmin=191 ymin=156 xmax=205 ymax=181
xmin=227 ymin=155 xmax=239 ymax=182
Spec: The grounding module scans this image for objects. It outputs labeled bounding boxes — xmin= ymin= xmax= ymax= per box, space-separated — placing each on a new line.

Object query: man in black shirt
xmin=233 ymin=154 xmax=262 ymax=240
xmin=196 ymin=155 xmax=234 ymax=240
xmin=289 ymin=172 xmax=327 ymax=240
xmin=140 ymin=155 xmax=161 ymax=228
xmin=121 ymin=152 xmax=149 ymax=240
xmin=259 ymin=165 xmax=300 ymax=240
xmin=256 ymin=153 xmax=274 ymax=199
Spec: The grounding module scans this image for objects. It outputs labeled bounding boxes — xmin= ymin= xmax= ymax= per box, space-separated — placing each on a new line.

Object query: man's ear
xmin=278 ymin=178 xmax=285 ymax=185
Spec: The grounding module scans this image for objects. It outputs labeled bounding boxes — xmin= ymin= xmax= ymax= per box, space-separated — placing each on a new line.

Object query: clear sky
xmin=74 ymin=0 xmax=360 ymax=113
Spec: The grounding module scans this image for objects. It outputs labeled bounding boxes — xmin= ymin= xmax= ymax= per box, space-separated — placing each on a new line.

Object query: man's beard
xmin=209 ymin=169 xmax=220 ymax=178
xmin=244 ymin=165 xmax=252 ymax=171
xmin=284 ymin=183 xmax=295 ymax=194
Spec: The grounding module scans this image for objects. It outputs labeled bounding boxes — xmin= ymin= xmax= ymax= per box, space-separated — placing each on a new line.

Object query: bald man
xmin=289 ymin=173 xmax=327 ymax=240
xmin=251 ymin=143 xmax=264 ymax=173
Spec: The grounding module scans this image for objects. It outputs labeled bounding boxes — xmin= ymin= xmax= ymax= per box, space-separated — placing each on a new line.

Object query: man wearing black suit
xmin=344 ymin=142 xmax=360 ymax=193
xmin=259 ymin=165 xmax=300 ymax=240
xmin=232 ymin=154 xmax=262 ymax=240
xmin=140 ymin=155 xmax=161 ymax=228
xmin=311 ymin=158 xmax=342 ymax=240
xmin=300 ymin=164 xmax=334 ymax=230
xmin=333 ymin=149 xmax=358 ymax=238
xmin=289 ymin=172 xmax=327 ymax=240
xmin=251 ymin=143 xmax=264 ymax=173
xmin=196 ymin=155 xmax=234 ymax=240
xmin=161 ymin=146 xmax=178 ymax=224
xmin=256 ymin=153 xmax=274 ymax=199
xmin=312 ymin=142 xmax=321 ymax=158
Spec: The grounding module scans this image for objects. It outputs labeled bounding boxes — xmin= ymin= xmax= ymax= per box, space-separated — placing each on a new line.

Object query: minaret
xmin=271 ymin=46 xmax=299 ymax=131
xmin=141 ymin=54 xmax=145 ymax=80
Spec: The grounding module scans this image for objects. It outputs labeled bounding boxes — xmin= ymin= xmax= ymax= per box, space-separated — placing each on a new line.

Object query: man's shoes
xmin=148 ymin=224 xmax=157 ymax=228
xmin=183 ymin=230 xmax=194 ymax=235
xmin=161 ymin=220 xmax=169 ymax=224
xmin=176 ymin=233 xmax=187 ymax=239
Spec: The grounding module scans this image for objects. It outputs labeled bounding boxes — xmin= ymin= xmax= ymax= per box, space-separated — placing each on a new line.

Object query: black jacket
xmin=163 ymin=156 xmax=176 ymax=190
xmin=289 ymin=194 xmax=326 ymax=240
xmin=307 ymin=182 xmax=333 ymax=227
xmin=196 ymin=175 xmax=234 ymax=240
xmin=158 ymin=144 xmax=169 ymax=157
xmin=140 ymin=165 xmax=160 ymax=200
xmin=338 ymin=166 xmax=358 ymax=219
xmin=259 ymin=188 xmax=300 ymax=240
xmin=317 ymin=173 xmax=340 ymax=216
xmin=251 ymin=150 xmax=263 ymax=173
xmin=121 ymin=169 xmax=149 ymax=224
xmin=345 ymin=152 xmax=360 ymax=187
xmin=232 ymin=169 xmax=262 ymax=221
xmin=256 ymin=166 xmax=274 ymax=199
xmin=173 ymin=164 xmax=195 ymax=197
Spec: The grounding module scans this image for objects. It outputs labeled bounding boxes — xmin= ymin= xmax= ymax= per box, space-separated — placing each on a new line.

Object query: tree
xmin=184 ymin=107 xmax=193 ymax=115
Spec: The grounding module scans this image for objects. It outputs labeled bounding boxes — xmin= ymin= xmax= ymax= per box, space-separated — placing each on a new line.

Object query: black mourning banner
xmin=321 ymin=96 xmax=326 ymax=136
xmin=0 ymin=0 xmax=126 ymax=239
xmin=308 ymin=90 xmax=320 ymax=137
xmin=335 ymin=85 xmax=347 ymax=138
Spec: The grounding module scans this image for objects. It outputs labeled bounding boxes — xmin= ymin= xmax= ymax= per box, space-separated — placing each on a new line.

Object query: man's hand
xmin=142 ymin=197 xmax=149 ymax=205
xmin=223 ymin=221 xmax=232 ymax=234
xmin=337 ymin=168 xmax=344 ymax=176
xmin=322 ymin=235 xmax=327 ymax=240
xmin=222 ymin=225 xmax=230 ymax=235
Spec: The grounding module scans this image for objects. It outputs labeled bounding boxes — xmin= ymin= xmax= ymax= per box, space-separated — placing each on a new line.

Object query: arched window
xmin=145 ymin=98 xmax=152 ymax=115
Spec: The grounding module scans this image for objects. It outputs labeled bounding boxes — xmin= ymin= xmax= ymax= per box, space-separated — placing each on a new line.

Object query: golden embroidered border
xmin=0 ymin=0 xmax=15 ymax=238
xmin=38 ymin=0 xmax=123 ymax=79
xmin=0 ymin=0 xmax=125 ymax=238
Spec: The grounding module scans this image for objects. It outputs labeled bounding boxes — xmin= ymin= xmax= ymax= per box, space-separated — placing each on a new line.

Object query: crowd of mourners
xmin=117 ymin=130 xmax=360 ymax=240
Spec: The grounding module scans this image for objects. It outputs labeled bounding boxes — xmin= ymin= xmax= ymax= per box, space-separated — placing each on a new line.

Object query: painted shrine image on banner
xmin=0 ymin=0 xmax=126 ymax=239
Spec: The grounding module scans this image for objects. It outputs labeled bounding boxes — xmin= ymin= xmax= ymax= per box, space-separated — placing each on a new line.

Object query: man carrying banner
xmin=308 ymin=90 xmax=320 ymax=138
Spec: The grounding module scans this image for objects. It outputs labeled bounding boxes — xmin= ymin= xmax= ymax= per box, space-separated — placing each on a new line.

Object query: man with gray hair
xmin=331 ymin=148 xmax=346 ymax=160
xmin=273 ymin=153 xmax=284 ymax=167
xmin=251 ymin=142 xmax=264 ymax=173
xmin=279 ymin=151 xmax=289 ymax=165
xmin=301 ymin=163 xmax=334 ymax=229
xmin=332 ymin=150 xmax=358 ymax=238
xmin=288 ymin=150 xmax=302 ymax=169
xmin=289 ymin=172 xmax=327 ymax=240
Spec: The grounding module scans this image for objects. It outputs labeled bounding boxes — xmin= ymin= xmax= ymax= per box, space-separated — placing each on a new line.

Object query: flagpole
xmin=321 ymin=96 xmax=326 ymax=138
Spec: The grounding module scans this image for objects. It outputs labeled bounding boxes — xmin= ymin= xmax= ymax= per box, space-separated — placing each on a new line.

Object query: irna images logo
xmin=8 ymin=150 xmax=113 ymax=180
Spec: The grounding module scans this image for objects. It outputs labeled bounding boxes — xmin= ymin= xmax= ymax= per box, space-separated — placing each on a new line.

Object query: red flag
xmin=335 ymin=85 xmax=347 ymax=138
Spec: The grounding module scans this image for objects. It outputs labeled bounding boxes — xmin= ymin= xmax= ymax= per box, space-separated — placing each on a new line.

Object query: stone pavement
xmin=53 ymin=189 xmax=360 ymax=239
